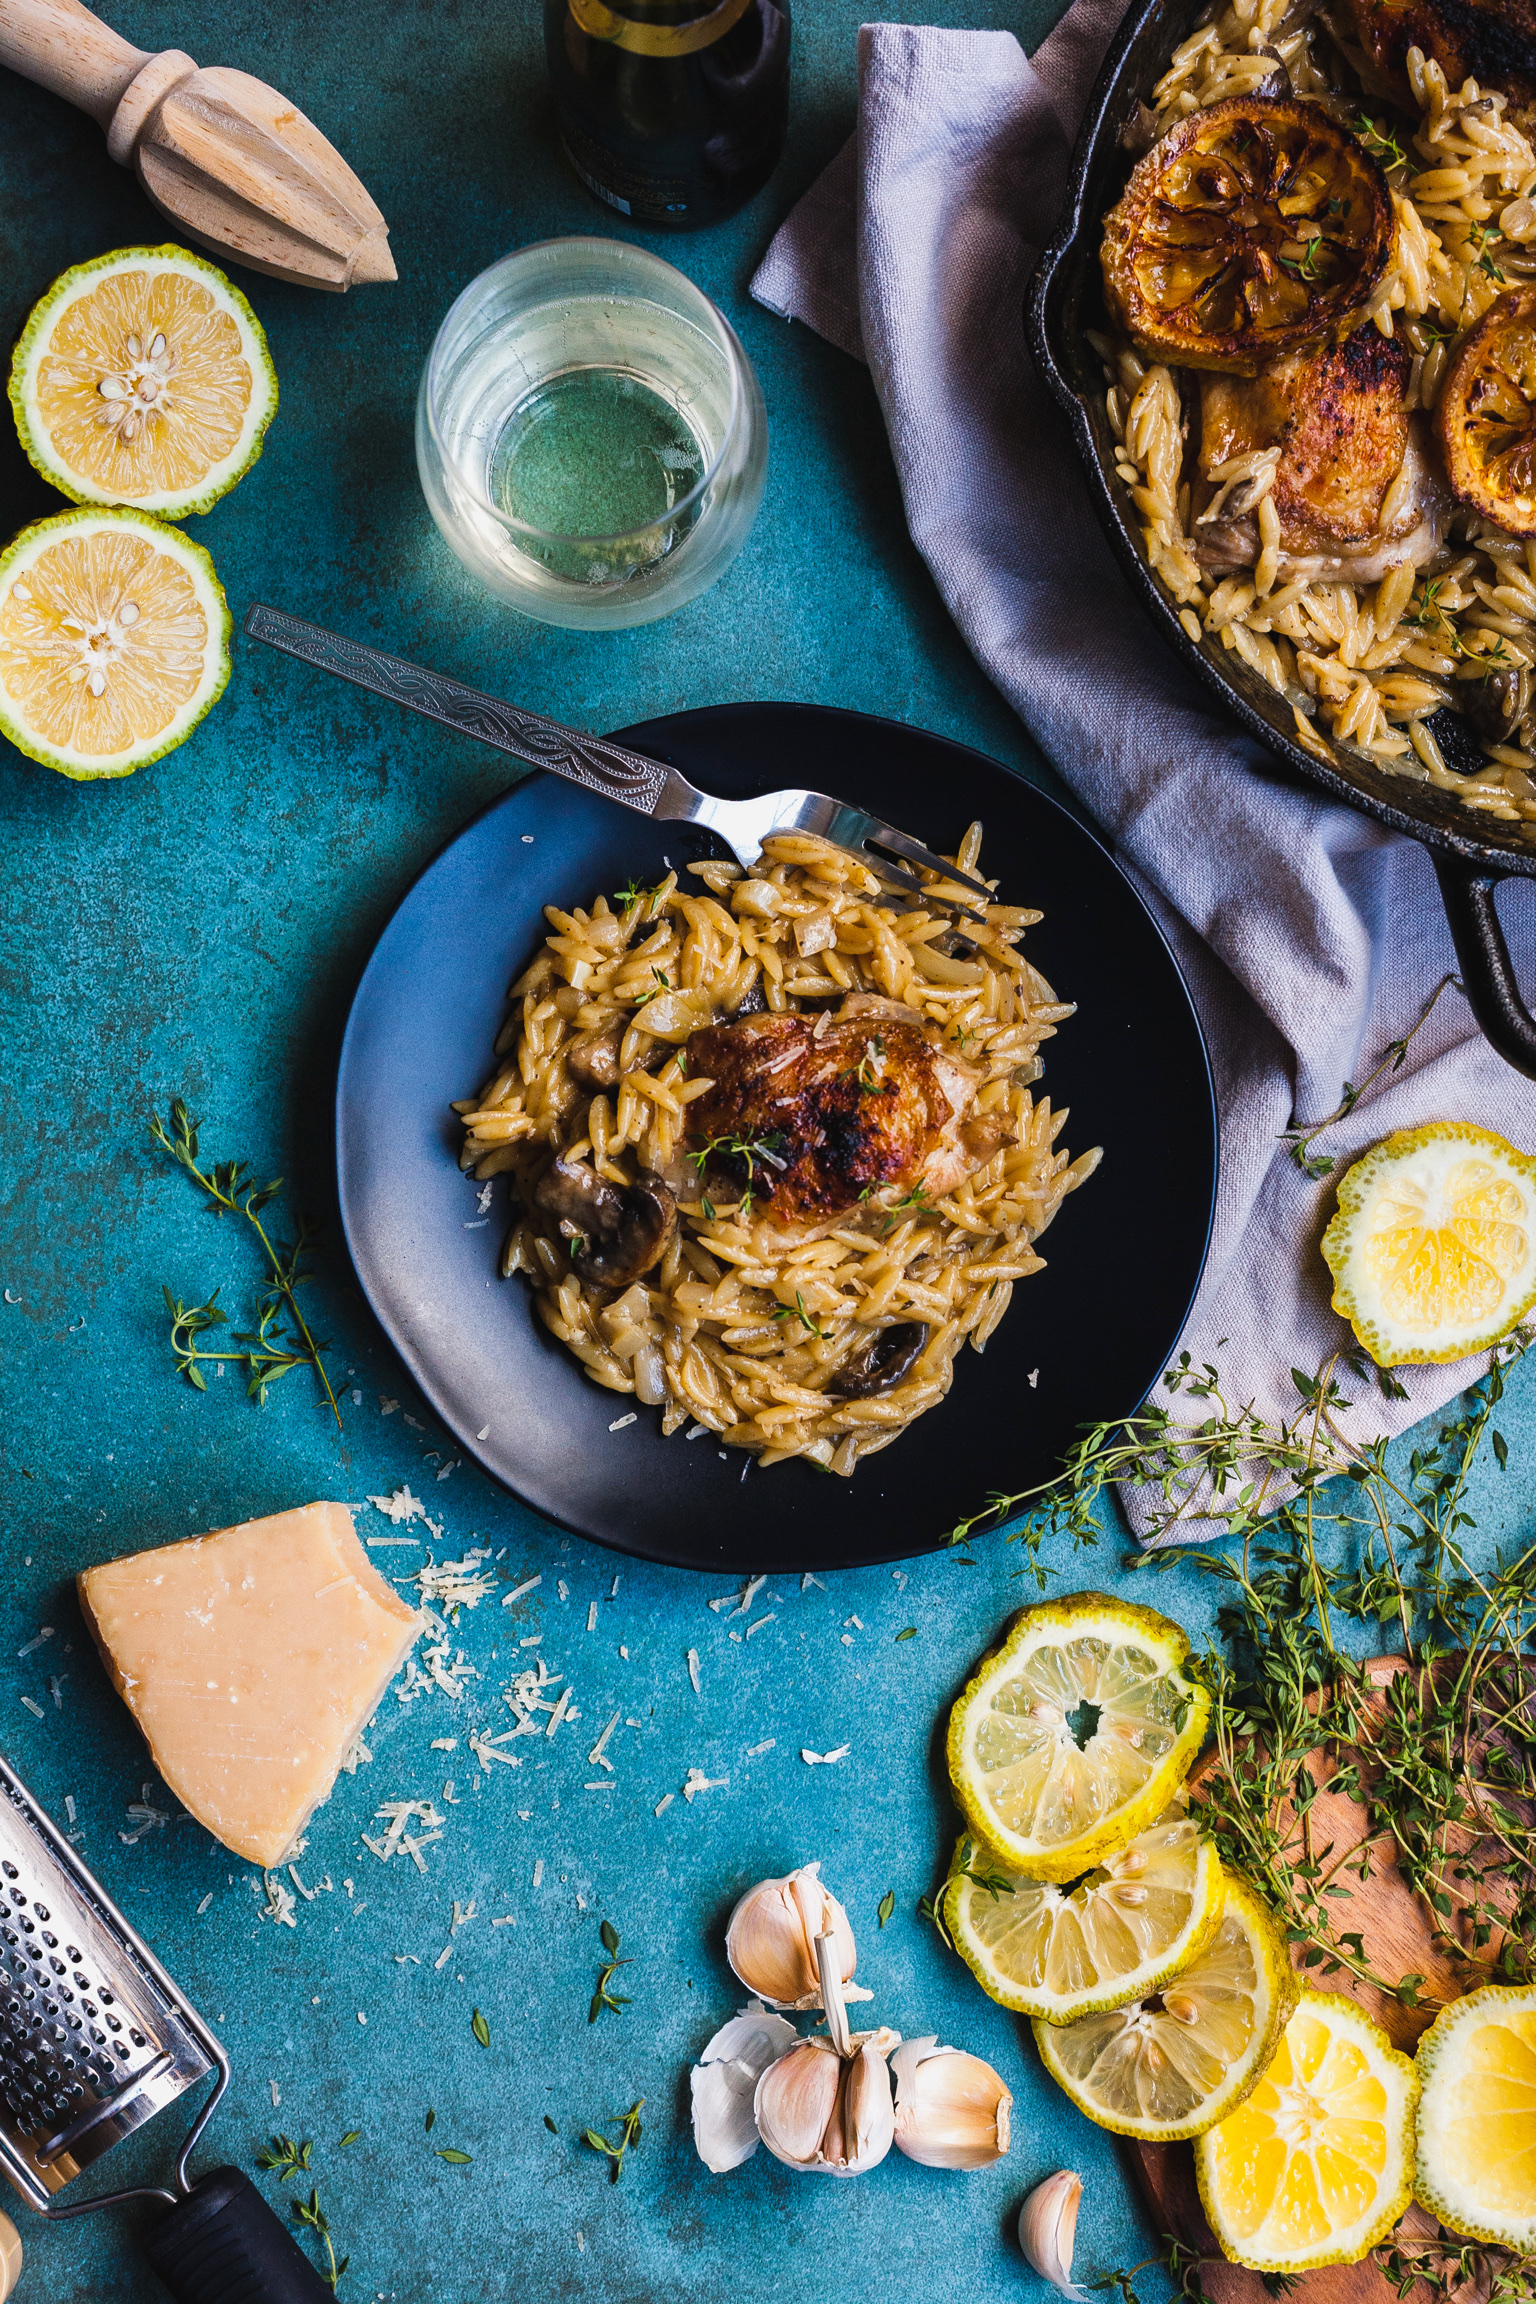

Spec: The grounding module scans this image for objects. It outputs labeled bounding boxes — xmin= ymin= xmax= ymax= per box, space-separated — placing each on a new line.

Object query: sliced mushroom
xmin=566 ymin=1021 xmax=624 ymax=1091
xmin=532 ymin=1157 xmax=677 ymax=1290
xmin=1463 ymin=664 xmax=1531 ymax=742
xmin=833 ymin=1323 xmax=929 ymax=1399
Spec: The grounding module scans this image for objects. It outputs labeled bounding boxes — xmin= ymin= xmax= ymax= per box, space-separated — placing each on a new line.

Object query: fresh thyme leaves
xmin=882 ymin=1182 xmax=932 ymax=1234
xmin=772 ymin=1290 xmax=824 ymax=1338
xmin=878 ymin=1889 xmax=895 ymax=1926
xmin=1280 ymin=974 xmax=1462 ymax=1178
xmin=916 ymin=1890 xmax=953 ymax=1948
xmin=632 ymin=967 xmax=670 ymax=1008
xmin=424 ymin=2108 xmax=435 ymax=2131
xmin=151 ymin=1099 xmax=342 ymax=1427
xmin=590 ymin=1919 xmax=634 ymax=2022
xmin=1470 ymin=223 xmax=1507 ymax=284
xmin=1358 ymin=114 xmax=1406 ymax=167
xmin=471 ymin=2008 xmax=490 ymax=2048
xmin=338 ymin=2130 xmax=361 ymax=2148
xmin=583 ymin=2098 xmax=644 ymax=2182
xmin=917 ymin=1838 xmax=1013 ymax=1948
xmin=255 ymin=2138 xmax=347 ymax=2291
xmin=1278 ymin=233 xmax=1323 ymax=280
xmin=544 ymin=2114 xmax=559 ymax=2134
xmin=688 ymin=1129 xmax=787 ymax=1184
xmin=435 ymin=2148 xmax=473 ymax=2165
xmin=856 ymin=1036 xmax=887 ymax=1092
xmin=895 ymin=1625 xmax=918 ymax=1642
xmin=615 ymin=878 xmax=665 ymax=918
xmin=1094 ymin=2234 xmax=1216 ymax=2304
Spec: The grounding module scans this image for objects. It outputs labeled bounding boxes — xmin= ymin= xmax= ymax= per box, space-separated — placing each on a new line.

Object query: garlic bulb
xmin=753 ymin=2031 xmax=900 ymax=2177
xmin=1018 ymin=2171 xmax=1085 ymax=2296
xmin=691 ymin=2002 xmax=800 ymax=2172
xmin=726 ymin=1861 xmax=871 ymax=2009
xmin=890 ymin=2036 xmax=1012 ymax=2169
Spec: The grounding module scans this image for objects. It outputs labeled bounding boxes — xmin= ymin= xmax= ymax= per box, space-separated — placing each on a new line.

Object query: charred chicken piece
xmin=1340 ymin=0 xmax=1536 ymax=139
xmin=533 ymin=1157 xmax=676 ymax=1290
xmin=1196 ymin=330 xmax=1450 ymax=578
xmin=1101 ymin=96 xmax=1394 ymax=374
xmin=685 ymin=1009 xmax=1002 ymax=1226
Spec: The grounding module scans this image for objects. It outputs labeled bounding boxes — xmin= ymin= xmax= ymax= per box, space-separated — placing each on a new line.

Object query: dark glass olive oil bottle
xmin=546 ymin=0 xmax=792 ymax=229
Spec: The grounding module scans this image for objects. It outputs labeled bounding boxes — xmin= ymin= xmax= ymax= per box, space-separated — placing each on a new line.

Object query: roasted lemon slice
xmin=1198 ymin=1990 xmax=1418 ymax=2271
xmin=1437 ymin=288 xmax=1536 ymax=535
xmin=0 ymin=509 xmax=230 ymax=779
xmin=1414 ymin=1982 xmax=1536 ymax=2250
xmin=1321 ymin=1123 xmax=1536 ymax=1365
xmin=947 ymin=1593 xmax=1210 ymax=1882
xmin=946 ymin=1806 xmax=1224 ymax=2024
xmin=9 ymin=247 xmax=277 ymax=520
xmin=1035 ymin=1872 xmax=1295 ymax=2141
xmin=1101 ymin=97 xmax=1393 ymax=374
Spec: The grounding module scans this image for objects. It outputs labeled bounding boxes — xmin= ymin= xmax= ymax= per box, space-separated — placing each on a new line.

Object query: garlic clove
xmin=754 ymin=2037 xmax=844 ymax=2169
xmin=690 ymin=2002 xmax=800 ymax=2172
xmin=835 ymin=2036 xmax=898 ymax=2176
xmin=725 ymin=1861 xmax=871 ymax=2009
xmin=1018 ymin=2171 xmax=1086 ymax=2296
xmin=891 ymin=2036 xmax=1013 ymax=2170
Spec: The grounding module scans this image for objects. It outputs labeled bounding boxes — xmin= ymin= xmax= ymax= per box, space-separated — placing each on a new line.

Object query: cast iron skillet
xmin=1027 ymin=0 xmax=1536 ymax=1079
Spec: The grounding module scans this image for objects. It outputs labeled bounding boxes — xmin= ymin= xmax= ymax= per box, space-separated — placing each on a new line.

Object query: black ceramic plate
xmin=336 ymin=703 xmax=1216 ymax=1574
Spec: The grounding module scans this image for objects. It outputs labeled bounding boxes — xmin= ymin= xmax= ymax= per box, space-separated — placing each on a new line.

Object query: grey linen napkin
xmin=750 ymin=12 xmax=1536 ymax=1540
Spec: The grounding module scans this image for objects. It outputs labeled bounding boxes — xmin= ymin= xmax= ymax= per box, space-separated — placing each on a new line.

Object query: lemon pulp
xmin=1415 ymin=1983 xmax=1536 ymax=2249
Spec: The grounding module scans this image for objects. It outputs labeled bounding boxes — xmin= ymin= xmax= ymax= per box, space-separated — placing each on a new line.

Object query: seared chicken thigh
xmin=1195 ymin=330 xmax=1449 ymax=580
xmin=1340 ymin=0 xmax=1536 ymax=139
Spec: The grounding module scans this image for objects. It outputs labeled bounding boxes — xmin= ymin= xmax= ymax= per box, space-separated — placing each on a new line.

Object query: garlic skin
xmin=691 ymin=2003 xmax=801 ymax=2172
xmin=890 ymin=2036 xmax=1012 ymax=2170
xmin=725 ymin=1861 xmax=872 ymax=2009
xmin=1018 ymin=2171 xmax=1085 ymax=2296
xmin=753 ymin=2028 xmax=901 ymax=2177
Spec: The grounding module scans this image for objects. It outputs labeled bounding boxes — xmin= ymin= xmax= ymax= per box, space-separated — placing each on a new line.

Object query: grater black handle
xmin=143 ymin=2167 xmax=337 ymax=2303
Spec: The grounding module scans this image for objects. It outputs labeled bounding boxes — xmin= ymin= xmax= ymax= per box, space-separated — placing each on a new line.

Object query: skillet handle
xmin=1433 ymin=852 xmax=1536 ymax=1080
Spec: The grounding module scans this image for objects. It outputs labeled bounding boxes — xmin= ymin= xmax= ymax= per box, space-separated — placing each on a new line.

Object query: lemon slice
xmin=947 ymin=1593 xmax=1210 ymax=1882
xmin=1197 ymin=1990 xmax=1418 ymax=2271
xmin=1034 ymin=1872 xmax=1296 ymax=2141
xmin=1321 ymin=1124 xmax=1536 ymax=1366
xmin=0 ymin=510 xmax=230 ymax=780
xmin=1414 ymin=1982 xmax=1536 ymax=2250
xmin=9 ymin=247 xmax=277 ymax=519
xmin=946 ymin=1806 xmax=1224 ymax=2024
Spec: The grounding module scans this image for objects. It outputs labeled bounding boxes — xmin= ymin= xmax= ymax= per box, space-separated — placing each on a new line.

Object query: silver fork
xmin=243 ymin=604 xmax=995 ymax=920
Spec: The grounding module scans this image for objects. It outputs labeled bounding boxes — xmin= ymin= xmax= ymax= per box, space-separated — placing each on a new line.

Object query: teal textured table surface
xmin=5 ymin=4 xmax=1536 ymax=2300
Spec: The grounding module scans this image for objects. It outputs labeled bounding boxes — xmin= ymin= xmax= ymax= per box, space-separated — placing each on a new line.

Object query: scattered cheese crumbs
xmin=366 ymin=1536 xmax=420 ymax=1547
xmin=801 ymin=1574 xmax=826 ymax=1592
xmin=841 ymin=1635 xmax=854 ymax=1648
xmin=609 ymin=1577 xmax=620 ymax=1598
xmin=608 ymin=1412 xmax=637 ymax=1432
xmin=620 ymin=1646 xmax=630 ymax=1660
xmin=405 ymin=1414 xmax=424 ymax=1430
xmin=491 ymin=1914 xmax=516 ymax=1928
xmin=501 ymin=1574 xmax=542 ymax=1609
xmin=683 ymin=1768 xmax=727 ymax=1802
xmin=380 ymin=1397 xmax=399 ymax=1416
xmin=64 ymin=1795 xmax=76 ymax=1824
xmin=685 ymin=1423 xmax=707 ymax=1441
xmin=532 ymin=1858 xmax=544 ymax=1887
xmin=259 ymin=1871 xmax=298 ymax=1928
xmin=362 ymin=1799 xmax=446 ymax=1868
xmin=891 ymin=1570 xmax=908 ymax=1590
xmin=17 ymin=1627 xmax=53 ymax=1658
xmin=442 ymin=1781 xmax=459 ymax=1804
xmin=845 ymin=1616 xmax=865 ymax=1631
xmin=687 ymin=1649 xmax=701 ymax=1695
xmin=270 ymin=2080 xmax=281 ymax=2109
xmin=584 ymin=1781 xmax=615 ymax=1791
xmin=520 ymin=1634 xmax=542 ymax=1648
xmin=431 ymin=1738 xmax=458 ymax=1752
xmin=435 ymin=1460 xmax=458 ymax=1483
xmin=350 ymin=1387 xmax=363 ymax=1406
xmin=588 ymin=1711 xmax=620 ymax=1769
xmin=476 ymin=1182 xmax=493 ymax=1214
xmin=586 ymin=1602 xmax=598 ymax=1633
xmin=476 ymin=1423 xmax=491 ymax=1441
xmin=545 ymin=1686 xmax=573 ymax=1739
xmin=120 ymin=1788 xmax=170 ymax=1844
xmin=469 ymin=1728 xmax=522 ymax=1771
xmin=557 ymin=1579 xmax=569 ymax=1601
xmin=411 ymin=1550 xmax=498 ymax=1615
xmin=368 ymin=1486 xmax=426 ymax=1525
xmin=746 ymin=1739 xmax=776 ymax=1756
xmin=801 ymin=1746 xmax=851 ymax=1765
xmin=49 ymin=1675 xmax=66 ymax=1710
xmin=394 ymin=1954 xmax=422 ymax=1966
xmin=1029 ymin=1368 xmax=1039 ymax=1387
xmin=654 ymin=1794 xmax=674 ymax=1816
xmin=745 ymin=1615 xmax=776 ymax=1640
xmin=340 ymin=1736 xmax=373 ymax=1775
xmin=357 ymin=2012 xmax=367 ymax=2026
xmin=19 ymin=1697 xmax=43 ymax=1720
xmin=577 ymin=2233 xmax=586 ymax=2254
xmin=196 ymin=1892 xmax=213 ymax=1916
xmin=434 ymin=1898 xmax=476 ymax=1970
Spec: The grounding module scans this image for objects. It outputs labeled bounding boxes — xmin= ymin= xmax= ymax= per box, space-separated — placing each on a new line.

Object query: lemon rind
xmin=1320 ymin=1123 xmax=1536 ymax=1368
xmin=947 ymin=1592 xmax=1212 ymax=1882
xmin=8 ymin=245 xmax=278 ymax=521
xmin=0 ymin=508 xmax=231 ymax=780
xmin=1196 ymin=1988 xmax=1419 ymax=2273
xmin=1413 ymin=1981 xmax=1536 ymax=2252
xmin=1034 ymin=1872 xmax=1296 ymax=2143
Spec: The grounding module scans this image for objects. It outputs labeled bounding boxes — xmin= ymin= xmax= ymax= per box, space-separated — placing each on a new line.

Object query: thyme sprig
xmin=256 ymin=2137 xmax=348 ymax=2291
xmin=583 ymin=2098 xmax=644 ymax=2182
xmin=1279 ymin=974 xmax=1462 ymax=1178
xmin=589 ymin=1918 xmax=634 ymax=2022
xmin=151 ymin=1099 xmax=342 ymax=1427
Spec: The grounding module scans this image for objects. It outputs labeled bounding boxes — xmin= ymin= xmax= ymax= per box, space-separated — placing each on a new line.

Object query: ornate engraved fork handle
xmin=244 ymin=603 xmax=674 ymax=815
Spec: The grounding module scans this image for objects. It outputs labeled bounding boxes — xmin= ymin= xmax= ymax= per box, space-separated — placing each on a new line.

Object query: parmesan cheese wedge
xmin=78 ymin=1501 xmax=421 ymax=1867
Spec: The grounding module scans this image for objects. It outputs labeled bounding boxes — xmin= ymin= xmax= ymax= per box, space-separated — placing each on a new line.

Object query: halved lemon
xmin=1414 ymin=1982 xmax=1536 ymax=2250
xmin=9 ymin=247 xmax=277 ymax=519
xmin=1321 ymin=1123 xmax=1536 ymax=1365
xmin=0 ymin=510 xmax=230 ymax=779
xmin=1035 ymin=1871 xmax=1295 ymax=2142
xmin=946 ymin=1805 xmax=1224 ymax=2024
xmin=1197 ymin=1989 xmax=1418 ymax=2271
xmin=947 ymin=1593 xmax=1210 ymax=1882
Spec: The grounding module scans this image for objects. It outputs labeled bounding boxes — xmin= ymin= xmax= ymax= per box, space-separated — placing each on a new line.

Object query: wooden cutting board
xmin=1124 ymin=1655 xmax=1507 ymax=2304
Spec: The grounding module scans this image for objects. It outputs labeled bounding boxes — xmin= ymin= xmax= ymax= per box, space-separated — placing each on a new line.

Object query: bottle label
xmin=558 ymin=116 xmax=693 ymax=218
xmin=567 ymin=0 xmax=754 ymax=58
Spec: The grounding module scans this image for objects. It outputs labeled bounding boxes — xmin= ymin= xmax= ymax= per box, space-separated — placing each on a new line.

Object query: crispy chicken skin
xmin=685 ymin=1005 xmax=1005 ymax=1225
xmin=1340 ymin=0 xmax=1536 ymax=137
xmin=1195 ymin=331 xmax=1450 ymax=579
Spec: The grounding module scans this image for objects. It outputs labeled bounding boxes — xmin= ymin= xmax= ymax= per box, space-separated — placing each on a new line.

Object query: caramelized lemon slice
xmin=946 ymin=1593 xmax=1210 ymax=1882
xmin=9 ymin=247 xmax=276 ymax=519
xmin=1101 ymin=97 xmax=1393 ymax=375
xmin=946 ymin=1806 xmax=1224 ymax=2024
xmin=1437 ymin=289 xmax=1536 ymax=536
xmin=1321 ymin=1123 xmax=1536 ymax=1365
xmin=1035 ymin=1872 xmax=1295 ymax=2141
xmin=1197 ymin=1991 xmax=1418 ymax=2272
xmin=0 ymin=510 xmax=230 ymax=780
xmin=1415 ymin=1982 xmax=1536 ymax=2251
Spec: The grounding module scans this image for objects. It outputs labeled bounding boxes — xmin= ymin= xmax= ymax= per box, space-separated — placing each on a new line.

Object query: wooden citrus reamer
xmin=0 ymin=0 xmax=395 ymax=291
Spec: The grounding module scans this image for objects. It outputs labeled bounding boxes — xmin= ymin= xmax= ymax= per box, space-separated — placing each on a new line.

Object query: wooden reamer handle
xmin=0 ymin=0 xmax=194 ymax=144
